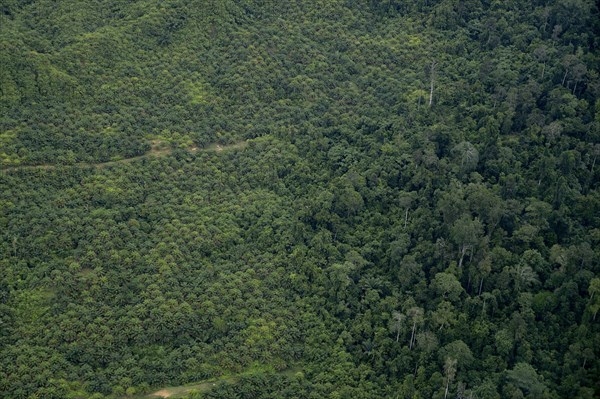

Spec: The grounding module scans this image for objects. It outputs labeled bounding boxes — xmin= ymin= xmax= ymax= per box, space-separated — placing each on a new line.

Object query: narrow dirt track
xmin=0 ymin=140 xmax=248 ymax=173
xmin=140 ymin=366 xmax=301 ymax=399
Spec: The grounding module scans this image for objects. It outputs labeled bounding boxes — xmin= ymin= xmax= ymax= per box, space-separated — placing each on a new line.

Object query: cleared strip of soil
xmin=134 ymin=366 xmax=302 ymax=399
xmin=0 ymin=140 xmax=248 ymax=172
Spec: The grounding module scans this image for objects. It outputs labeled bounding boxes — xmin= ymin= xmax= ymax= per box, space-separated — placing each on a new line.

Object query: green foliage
xmin=1 ymin=0 xmax=599 ymax=398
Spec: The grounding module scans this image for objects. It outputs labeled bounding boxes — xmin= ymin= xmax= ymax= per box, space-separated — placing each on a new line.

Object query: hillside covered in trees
xmin=1 ymin=0 xmax=599 ymax=398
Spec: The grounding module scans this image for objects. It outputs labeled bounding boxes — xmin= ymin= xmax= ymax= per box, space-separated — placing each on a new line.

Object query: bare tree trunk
xmin=478 ymin=277 xmax=484 ymax=296
xmin=396 ymin=329 xmax=400 ymax=342
xmin=482 ymin=298 xmax=486 ymax=316
xmin=429 ymin=60 xmax=437 ymax=107
xmin=458 ymin=245 xmax=467 ymax=268
xmin=444 ymin=377 xmax=450 ymax=399
xmin=404 ymin=208 xmax=409 ymax=228
xmin=562 ymin=69 xmax=568 ymax=86
xmin=409 ymin=322 xmax=416 ymax=350
xmin=444 ymin=359 xmax=457 ymax=399
xmin=541 ymin=62 xmax=546 ymax=79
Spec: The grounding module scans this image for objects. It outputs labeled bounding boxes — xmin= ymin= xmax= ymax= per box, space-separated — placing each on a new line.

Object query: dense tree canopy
xmin=1 ymin=0 xmax=599 ymax=398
